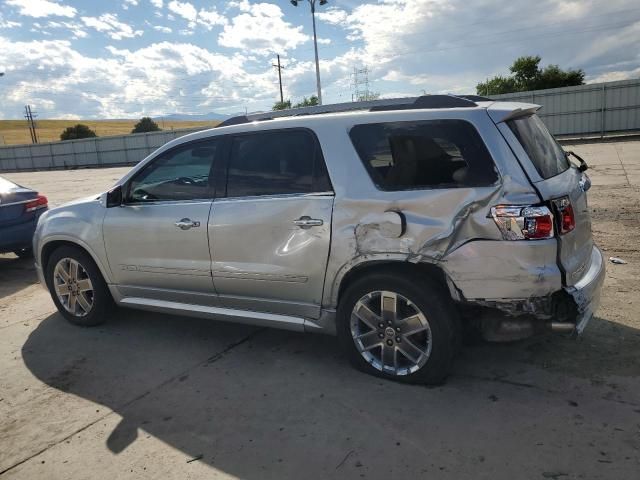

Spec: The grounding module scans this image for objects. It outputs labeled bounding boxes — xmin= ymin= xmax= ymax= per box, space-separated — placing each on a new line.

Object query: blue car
xmin=0 ymin=176 xmax=48 ymax=258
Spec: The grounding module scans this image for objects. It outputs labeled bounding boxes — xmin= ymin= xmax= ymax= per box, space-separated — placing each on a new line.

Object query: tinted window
xmin=129 ymin=141 xmax=218 ymax=202
xmin=349 ymin=120 xmax=498 ymax=190
xmin=507 ymin=114 xmax=569 ymax=179
xmin=226 ymin=130 xmax=331 ymax=197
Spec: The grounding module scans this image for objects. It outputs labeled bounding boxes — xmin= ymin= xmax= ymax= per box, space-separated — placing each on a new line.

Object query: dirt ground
xmin=0 ymin=139 xmax=639 ymax=479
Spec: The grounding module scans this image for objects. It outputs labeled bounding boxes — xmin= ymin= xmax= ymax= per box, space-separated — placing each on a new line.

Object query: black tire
xmin=45 ymin=245 xmax=113 ymax=327
xmin=14 ymin=248 xmax=33 ymax=259
xmin=337 ymin=271 xmax=460 ymax=385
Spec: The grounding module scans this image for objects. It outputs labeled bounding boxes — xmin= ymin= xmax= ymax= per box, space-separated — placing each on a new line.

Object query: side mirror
xmin=106 ymin=185 xmax=123 ymax=208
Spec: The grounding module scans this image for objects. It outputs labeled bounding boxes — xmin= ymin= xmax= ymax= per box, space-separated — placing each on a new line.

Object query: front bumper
xmin=564 ymin=245 xmax=606 ymax=334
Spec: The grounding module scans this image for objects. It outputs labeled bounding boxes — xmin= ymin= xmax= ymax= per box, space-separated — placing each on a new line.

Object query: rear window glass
xmin=349 ymin=120 xmax=498 ymax=191
xmin=507 ymin=114 xmax=569 ymax=179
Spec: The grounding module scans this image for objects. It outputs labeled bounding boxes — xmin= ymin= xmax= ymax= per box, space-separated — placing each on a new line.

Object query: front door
xmin=103 ymin=138 xmax=220 ymax=302
xmin=209 ymin=129 xmax=334 ymax=318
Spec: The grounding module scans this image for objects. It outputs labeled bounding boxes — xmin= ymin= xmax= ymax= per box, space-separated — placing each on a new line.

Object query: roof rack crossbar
xmin=216 ymin=94 xmax=484 ymax=128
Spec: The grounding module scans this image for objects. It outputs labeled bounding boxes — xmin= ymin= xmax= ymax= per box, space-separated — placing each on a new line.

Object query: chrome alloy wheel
xmin=53 ymin=258 xmax=94 ymax=317
xmin=350 ymin=290 xmax=432 ymax=376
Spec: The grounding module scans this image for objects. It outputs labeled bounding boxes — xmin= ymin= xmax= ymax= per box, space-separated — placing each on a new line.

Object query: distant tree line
xmin=477 ymin=55 xmax=585 ymax=96
xmin=59 ymin=117 xmax=162 ymax=140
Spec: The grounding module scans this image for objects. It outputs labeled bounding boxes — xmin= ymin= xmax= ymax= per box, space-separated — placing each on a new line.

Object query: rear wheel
xmin=337 ymin=272 xmax=459 ymax=384
xmin=45 ymin=245 xmax=112 ymax=326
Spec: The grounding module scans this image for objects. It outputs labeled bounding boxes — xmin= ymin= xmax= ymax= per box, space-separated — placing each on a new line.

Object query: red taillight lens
xmin=523 ymin=211 xmax=554 ymax=239
xmin=25 ymin=194 xmax=48 ymax=213
xmin=491 ymin=205 xmax=555 ymax=240
xmin=552 ymin=196 xmax=575 ymax=235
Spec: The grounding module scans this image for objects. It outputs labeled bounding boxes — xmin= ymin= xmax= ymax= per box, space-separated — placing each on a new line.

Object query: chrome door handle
xmin=293 ymin=216 xmax=323 ymax=229
xmin=175 ymin=218 xmax=201 ymax=230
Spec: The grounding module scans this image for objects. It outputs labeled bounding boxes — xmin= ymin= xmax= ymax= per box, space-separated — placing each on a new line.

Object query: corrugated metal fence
xmin=0 ymin=127 xmax=207 ymax=173
xmin=1 ymin=78 xmax=639 ymax=172
xmin=490 ymin=78 xmax=640 ymax=136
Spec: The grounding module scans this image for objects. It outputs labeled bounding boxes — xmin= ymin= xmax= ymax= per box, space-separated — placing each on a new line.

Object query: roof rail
xmin=216 ymin=94 xmax=482 ymax=128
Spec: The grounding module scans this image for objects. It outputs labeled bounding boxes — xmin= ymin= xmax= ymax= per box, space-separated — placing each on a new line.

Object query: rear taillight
xmin=552 ymin=196 xmax=575 ymax=235
xmin=25 ymin=194 xmax=48 ymax=213
xmin=490 ymin=205 xmax=555 ymax=240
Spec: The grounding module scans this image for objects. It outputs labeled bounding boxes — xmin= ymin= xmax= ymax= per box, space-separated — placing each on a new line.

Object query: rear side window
xmin=507 ymin=114 xmax=569 ymax=179
xmin=349 ymin=120 xmax=498 ymax=190
xmin=226 ymin=129 xmax=331 ymax=197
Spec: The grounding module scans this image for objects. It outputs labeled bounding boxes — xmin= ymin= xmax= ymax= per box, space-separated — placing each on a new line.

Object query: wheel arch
xmin=41 ymin=238 xmax=113 ymax=286
xmin=335 ymin=259 xmax=458 ymax=309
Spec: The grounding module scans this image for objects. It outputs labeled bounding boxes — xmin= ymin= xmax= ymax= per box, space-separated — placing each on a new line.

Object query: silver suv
xmin=34 ymin=95 xmax=605 ymax=384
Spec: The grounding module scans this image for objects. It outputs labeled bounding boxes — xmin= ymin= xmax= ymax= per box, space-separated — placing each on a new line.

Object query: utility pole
xmin=24 ymin=105 xmax=38 ymax=144
xmin=272 ymin=54 xmax=285 ymax=104
xmin=290 ymin=0 xmax=328 ymax=105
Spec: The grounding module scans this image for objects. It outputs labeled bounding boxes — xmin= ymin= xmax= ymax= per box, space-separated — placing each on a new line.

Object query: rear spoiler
xmin=487 ymin=102 xmax=541 ymax=124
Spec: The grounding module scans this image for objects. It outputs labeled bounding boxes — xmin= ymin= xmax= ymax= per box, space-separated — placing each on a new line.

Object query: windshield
xmin=507 ymin=114 xmax=569 ymax=179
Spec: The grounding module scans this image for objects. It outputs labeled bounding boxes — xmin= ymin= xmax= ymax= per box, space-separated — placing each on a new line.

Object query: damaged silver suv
xmin=34 ymin=95 xmax=605 ymax=384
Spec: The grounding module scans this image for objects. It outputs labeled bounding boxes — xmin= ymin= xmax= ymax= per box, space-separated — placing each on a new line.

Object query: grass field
xmin=0 ymin=119 xmax=220 ymax=146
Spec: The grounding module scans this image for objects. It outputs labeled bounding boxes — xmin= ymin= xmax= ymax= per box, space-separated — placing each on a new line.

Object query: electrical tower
xmin=351 ymin=66 xmax=379 ymax=102
xmin=24 ymin=105 xmax=38 ymax=144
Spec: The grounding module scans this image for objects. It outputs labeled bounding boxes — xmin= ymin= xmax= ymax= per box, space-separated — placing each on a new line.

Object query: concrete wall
xmin=0 ymin=127 xmax=208 ymax=173
xmin=490 ymin=78 xmax=640 ymax=136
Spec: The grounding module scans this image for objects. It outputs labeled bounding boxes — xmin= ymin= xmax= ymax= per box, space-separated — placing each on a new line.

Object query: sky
xmin=0 ymin=0 xmax=639 ymax=119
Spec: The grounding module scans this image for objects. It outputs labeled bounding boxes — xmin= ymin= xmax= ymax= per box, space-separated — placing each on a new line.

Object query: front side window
xmin=349 ymin=120 xmax=499 ymax=191
xmin=128 ymin=140 xmax=218 ymax=202
xmin=226 ymin=129 xmax=331 ymax=197
xmin=507 ymin=114 xmax=569 ymax=179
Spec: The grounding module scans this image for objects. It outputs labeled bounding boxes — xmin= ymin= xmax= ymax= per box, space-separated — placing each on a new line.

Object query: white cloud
xmin=122 ymin=0 xmax=139 ymax=10
xmin=0 ymin=14 xmax=21 ymax=29
xmin=153 ymin=25 xmax=172 ymax=33
xmin=6 ymin=0 xmax=76 ymax=18
xmin=150 ymin=0 xmax=163 ymax=7
xmin=168 ymin=1 xmax=197 ymax=23
xmin=219 ymin=0 xmax=308 ymax=55
xmin=167 ymin=1 xmax=227 ymax=32
xmin=45 ymin=20 xmax=88 ymax=38
xmin=81 ymin=14 xmax=144 ymax=40
xmin=0 ymin=37 xmax=281 ymax=119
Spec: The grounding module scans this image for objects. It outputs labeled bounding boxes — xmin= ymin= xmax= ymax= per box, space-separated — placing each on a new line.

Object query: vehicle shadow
xmin=18 ymin=307 xmax=640 ymax=478
xmin=0 ymin=254 xmax=38 ymax=300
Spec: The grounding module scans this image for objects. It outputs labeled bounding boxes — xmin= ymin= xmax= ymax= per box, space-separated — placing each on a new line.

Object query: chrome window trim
xmin=213 ymin=191 xmax=335 ymax=203
xmin=122 ymin=198 xmax=214 ymax=207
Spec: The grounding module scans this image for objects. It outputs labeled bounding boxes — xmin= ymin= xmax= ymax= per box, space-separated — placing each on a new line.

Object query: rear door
xmin=498 ymin=114 xmax=593 ymax=286
xmin=209 ymin=128 xmax=334 ymax=319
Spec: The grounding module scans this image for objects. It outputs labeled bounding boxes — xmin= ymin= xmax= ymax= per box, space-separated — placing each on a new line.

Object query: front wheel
xmin=45 ymin=245 xmax=113 ymax=326
xmin=337 ymin=272 xmax=459 ymax=385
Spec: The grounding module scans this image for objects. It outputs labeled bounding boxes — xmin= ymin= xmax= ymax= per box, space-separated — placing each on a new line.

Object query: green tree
xmin=477 ymin=56 xmax=585 ymax=95
xmin=273 ymin=99 xmax=292 ymax=111
xmin=131 ymin=117 xmax=161 ymax=133
xmin=60 ymin=124 xmax=97 ymax=141
xmin=293 ymin=95 xmax=319 ymax=108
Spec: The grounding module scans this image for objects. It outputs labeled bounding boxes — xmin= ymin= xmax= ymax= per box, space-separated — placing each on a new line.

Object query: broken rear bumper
xmin=442 ymin=242 xmax=605 ymax=341
xmin=564 ymin=245 xmax=605 ymax=334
